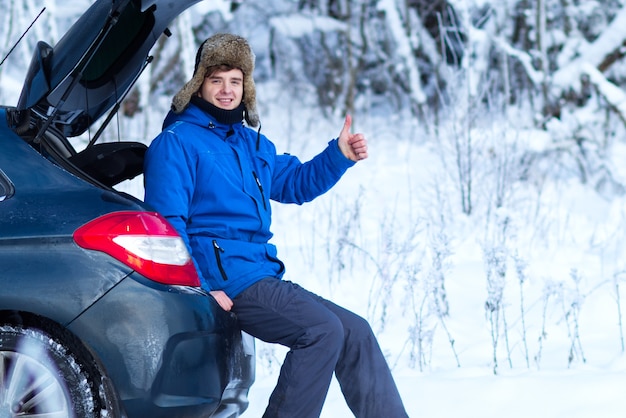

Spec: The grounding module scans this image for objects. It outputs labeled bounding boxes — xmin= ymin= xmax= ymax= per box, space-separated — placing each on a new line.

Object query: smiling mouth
xmin=216 ymin=98 xmax=237 ymax=108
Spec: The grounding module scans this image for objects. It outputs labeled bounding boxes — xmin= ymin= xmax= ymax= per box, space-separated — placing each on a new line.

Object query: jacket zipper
xmin=252 ymin=171 xmax=267 ymax=210
xmin=212 ymin=240 xmax=229 ymax=281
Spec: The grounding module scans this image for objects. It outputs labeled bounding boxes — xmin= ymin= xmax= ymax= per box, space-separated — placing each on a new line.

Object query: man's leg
xmin=232 ymin=278 xmax=344 ymax=418
xmin=302 ymin=289 xmax=410 ymax=418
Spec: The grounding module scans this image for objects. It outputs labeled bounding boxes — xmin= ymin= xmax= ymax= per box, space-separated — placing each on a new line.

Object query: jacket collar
xmin=190 ymin=96 xmax=245 ymax=125
xmin=163 ymin=102 xmax=245 ymax=138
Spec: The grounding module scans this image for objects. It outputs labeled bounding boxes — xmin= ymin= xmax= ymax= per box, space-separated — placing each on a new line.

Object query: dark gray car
xmin=0 ymin=1 xmax=254 ymax=417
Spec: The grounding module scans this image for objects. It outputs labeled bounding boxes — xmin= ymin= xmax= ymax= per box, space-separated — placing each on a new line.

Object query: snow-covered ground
xmin=248 ymin=364 xmax=626 ymax=417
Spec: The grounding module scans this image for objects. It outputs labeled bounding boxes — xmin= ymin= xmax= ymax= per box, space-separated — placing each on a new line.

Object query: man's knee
xmin=344 ymin=312 xmax=379 ymax=346
xmin=307 ymin=313 xmax=344 ymax=353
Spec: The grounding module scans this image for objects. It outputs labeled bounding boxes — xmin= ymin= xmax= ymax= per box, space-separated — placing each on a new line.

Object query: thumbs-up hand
xmin=337 ymin=115 xmax=368 ymax=162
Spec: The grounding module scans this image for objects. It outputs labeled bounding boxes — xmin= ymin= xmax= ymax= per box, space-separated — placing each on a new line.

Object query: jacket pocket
xmin=212 ymin=239 xmax=229 ymax=281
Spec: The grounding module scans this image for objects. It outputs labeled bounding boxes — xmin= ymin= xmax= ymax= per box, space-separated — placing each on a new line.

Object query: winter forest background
xmin=2 ymin=0 xmax=626 ymax=416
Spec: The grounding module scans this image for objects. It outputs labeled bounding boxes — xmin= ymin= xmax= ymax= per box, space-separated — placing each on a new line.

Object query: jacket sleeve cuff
xmin=327 ymin=138 xmax=356 ymax=170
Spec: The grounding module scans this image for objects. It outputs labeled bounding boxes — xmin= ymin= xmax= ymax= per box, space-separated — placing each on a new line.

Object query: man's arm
xmin=269 ymin=115 xmax=367 ymax=204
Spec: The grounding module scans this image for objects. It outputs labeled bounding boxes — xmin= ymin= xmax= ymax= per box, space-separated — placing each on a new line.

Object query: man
xmin=144 ymin=33 xmax=409 ymax=418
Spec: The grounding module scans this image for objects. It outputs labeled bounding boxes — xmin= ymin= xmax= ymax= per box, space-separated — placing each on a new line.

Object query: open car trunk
xmin=7 ymin=0 xmax=202 ymax=188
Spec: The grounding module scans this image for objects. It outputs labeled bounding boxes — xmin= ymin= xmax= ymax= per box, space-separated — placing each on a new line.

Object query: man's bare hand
xmin=337 ymin=114 xmax=368 ymax=162
xmin=210 ymin=290 xmax=233 ymax=311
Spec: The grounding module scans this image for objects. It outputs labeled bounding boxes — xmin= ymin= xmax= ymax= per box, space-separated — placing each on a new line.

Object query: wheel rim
xmin=0 ymin=350 xmax=70 ymax=418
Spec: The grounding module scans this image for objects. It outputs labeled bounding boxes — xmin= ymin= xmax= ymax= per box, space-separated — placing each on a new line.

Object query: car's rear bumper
xmin=67 ymin=272 xmax=255 ymax=418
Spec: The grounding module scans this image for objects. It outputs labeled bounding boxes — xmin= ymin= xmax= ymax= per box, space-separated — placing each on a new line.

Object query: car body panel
xmin=0 ymin=109 xmax=145 ymax=238
xmin=67 ymin=273 xmax=255 ymax=417
xmin=0 ymin=238 xmax=129 ymax=326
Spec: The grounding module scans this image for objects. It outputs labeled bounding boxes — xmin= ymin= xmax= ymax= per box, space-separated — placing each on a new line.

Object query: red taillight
xmin=73 ymin=211 xmax=201 ymax=287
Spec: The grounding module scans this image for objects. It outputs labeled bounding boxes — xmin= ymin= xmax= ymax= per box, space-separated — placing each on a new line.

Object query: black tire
xmin=0 ymin=322 xmax=118 ymax=418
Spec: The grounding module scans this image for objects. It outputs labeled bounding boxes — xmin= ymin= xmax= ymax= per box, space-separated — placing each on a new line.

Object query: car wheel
xmin=0 ymin=323 xmax=116 ymax=418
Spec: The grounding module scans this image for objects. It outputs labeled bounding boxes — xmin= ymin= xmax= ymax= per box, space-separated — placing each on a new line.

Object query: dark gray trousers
xmin=232 ymin=278 xmax=409 ymax=418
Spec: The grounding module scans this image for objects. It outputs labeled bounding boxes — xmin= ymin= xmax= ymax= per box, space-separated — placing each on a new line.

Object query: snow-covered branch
xmin=492 ymin=35 xmax=543 ymax=86
xmin=582 ymin=63 xmax=626 ymax=125
xmin=553 ymin=7 xmax=626 ymax=92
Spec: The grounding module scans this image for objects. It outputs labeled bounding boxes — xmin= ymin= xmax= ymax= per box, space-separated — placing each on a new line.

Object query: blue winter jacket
xmin=143 ymin=103 xmax=355 ymax=297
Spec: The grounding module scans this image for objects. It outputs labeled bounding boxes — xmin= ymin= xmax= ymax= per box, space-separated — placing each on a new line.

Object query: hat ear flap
xmin=171 ymin=65 xmax=207 ymax=113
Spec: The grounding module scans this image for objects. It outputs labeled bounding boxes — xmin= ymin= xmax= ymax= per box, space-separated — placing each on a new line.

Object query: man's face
xmin=199 ymin=68 xmax=244 ymax=110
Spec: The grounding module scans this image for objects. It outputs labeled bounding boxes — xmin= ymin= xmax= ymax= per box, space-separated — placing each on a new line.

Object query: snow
xmin=377 ymin=0 xmax=426 ymax=104
xmin=187 ymin=0 xmax=234 ymax=20
xmin=553 ymin=6 xmax=626 ymax=90
xmin=248 ymin=367 xmax=626 ymax=418
xmin=270 ymin=14 xmax=346 ymax=38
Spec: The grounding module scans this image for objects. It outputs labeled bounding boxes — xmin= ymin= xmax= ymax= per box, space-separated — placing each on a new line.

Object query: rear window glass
xmin=82 ymin=1 xmax=154 ymax=83
xmin=0 ymin=170 xmax=14 ymax=201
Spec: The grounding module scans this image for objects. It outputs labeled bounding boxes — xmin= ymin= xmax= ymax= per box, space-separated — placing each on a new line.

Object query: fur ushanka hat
xmin=171 ymin=33 xmax=259 ymax=127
